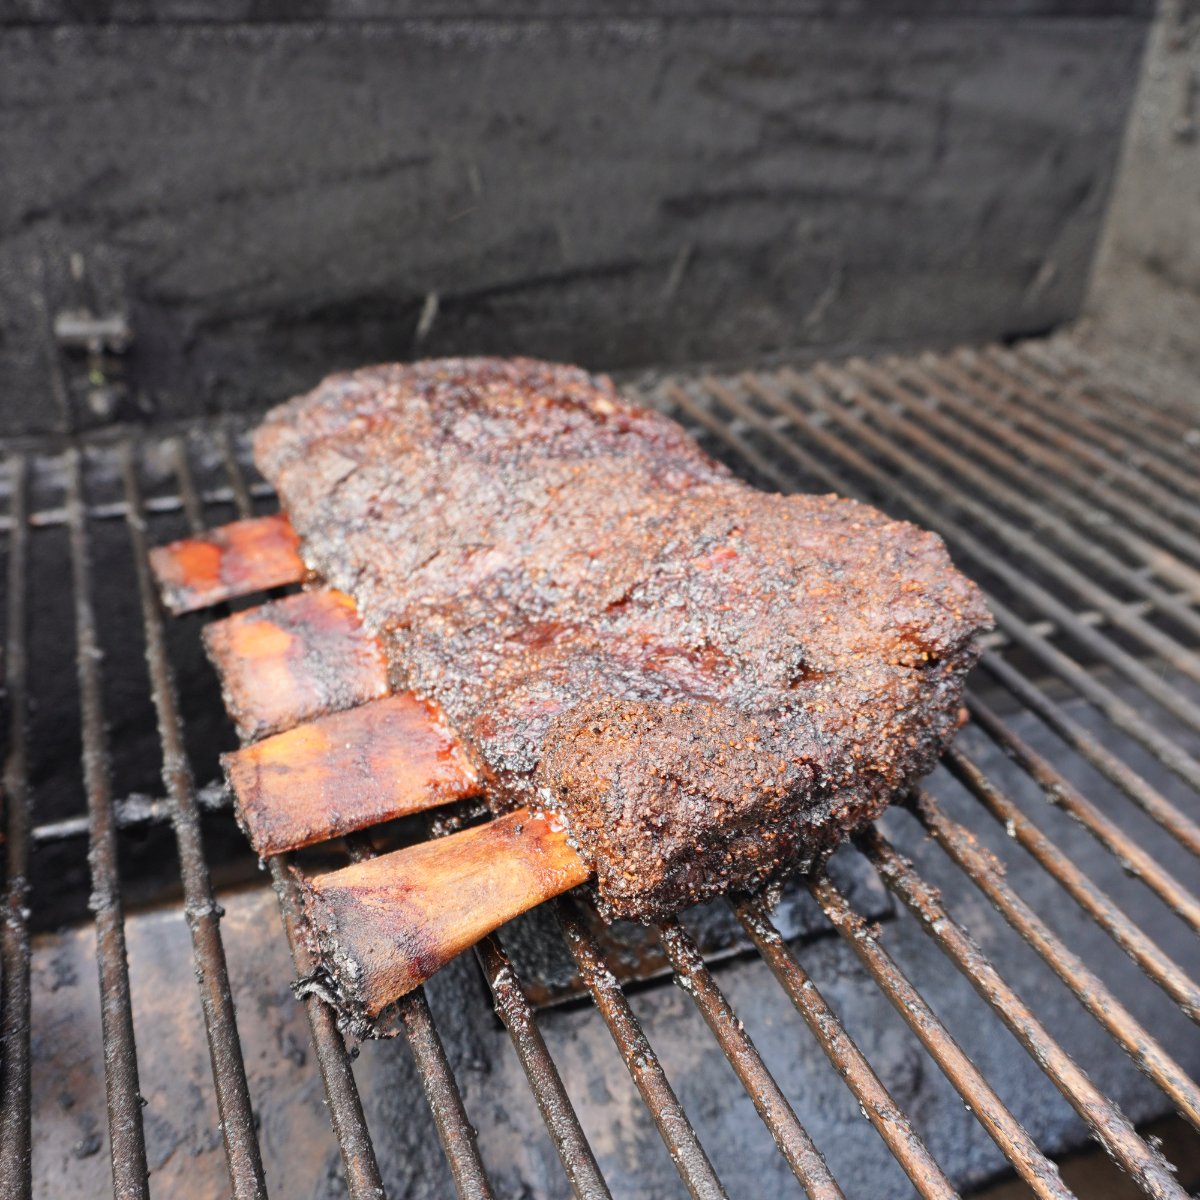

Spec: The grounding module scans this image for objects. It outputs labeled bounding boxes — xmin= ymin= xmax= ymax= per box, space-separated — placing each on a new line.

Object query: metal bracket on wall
xmin=53 ymin=308 xmax=133 ymax=424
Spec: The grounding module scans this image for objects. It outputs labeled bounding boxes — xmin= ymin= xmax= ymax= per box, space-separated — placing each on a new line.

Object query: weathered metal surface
xmin=1 ymin=457 xmax=33 ymax=1197
xmin=0 ymin=13 xmax=1147 ymax=435
xmin=122 ymin=445 xmax=269 ymax=1199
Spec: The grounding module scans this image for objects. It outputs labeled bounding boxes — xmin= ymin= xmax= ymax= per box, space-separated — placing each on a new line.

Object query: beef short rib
xmin=254 ymin=358 xmax=991 ymax=920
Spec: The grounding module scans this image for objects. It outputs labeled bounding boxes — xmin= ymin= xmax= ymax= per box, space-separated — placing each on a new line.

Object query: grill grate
xmin=2 ymin=337 xmax=1199 ymax=1198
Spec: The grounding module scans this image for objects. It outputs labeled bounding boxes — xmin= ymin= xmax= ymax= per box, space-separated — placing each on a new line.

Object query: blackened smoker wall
xmin=0 ymin=3 xmax=1150 ymax=436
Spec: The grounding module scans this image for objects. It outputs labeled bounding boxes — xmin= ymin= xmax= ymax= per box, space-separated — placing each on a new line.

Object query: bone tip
xmin=294 ymin=869 xmax=377 ymax=1035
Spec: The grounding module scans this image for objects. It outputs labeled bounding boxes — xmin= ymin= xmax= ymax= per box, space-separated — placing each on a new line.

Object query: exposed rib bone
xmin=157 ymin=519 xmax=584 ymax=1021
xmin=149 ymin=513 xmax=305 ymax=613
xmin=224 ymin=693 xmax=482 ymax=856
xmin=299 ymin=808 xmax=588 ymax=1020
xmin=203 ymin=588 xmax=388 ymax=740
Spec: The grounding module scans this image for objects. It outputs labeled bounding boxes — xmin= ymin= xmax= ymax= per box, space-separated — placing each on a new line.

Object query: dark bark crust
xmin=256 ymin=357 xmax=991 ymax=920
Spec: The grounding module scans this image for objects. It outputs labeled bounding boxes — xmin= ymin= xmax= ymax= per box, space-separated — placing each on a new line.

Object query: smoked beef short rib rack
xmin=147 ymin=358 xmax=990 ymax=1034
xmin=149 ymin=505 xmax=972 ymax=1029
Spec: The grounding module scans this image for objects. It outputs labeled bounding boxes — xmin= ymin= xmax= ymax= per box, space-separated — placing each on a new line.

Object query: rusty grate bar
xmin=875 ymin=353 xmax=1200 ymax=596
xmin=391 ymin=986 xmax=497 ymax=1199
xmin=858 ymin=828 xmax=1185 ymax=1199
xmin=0 ymin=455 xmax=32 ymax=1196
xmin=909 ymin=355 xmax=1200 ymax=567
xmin=473 ymin=933 xmax=612 ymax=1200
xmin=904 ymin=789 xmax=1200 ymax=1132
xmin=943 ymin=742 xmax=1200 ymax=1023
xmin=1016 ymin=342 xmax=1200 ymax=464
xmin=554 ymin=895 xmax=729 ymax=1200
xmin=958 ymin=349 xmax=1200 ymax=529
xmin=731 ymin=895 xmax=957 ymax=1200
xmin=656 ymin=916 xmax=843 ymax=1198
xmin=965 ymin=695 xmax=1200 ymax=934
xmin=66 ymin=448 xmax=151 ymax=1200
xmin=834 ymin=358 xmax=1200 ymax=642
xmin=981 ymin=345 xmax=1200 ymax=500
xmin=192 ymin=444 xmax=388 ymax=1200
xmin=808 ymin=874 xmax=1072 ymax=1200
xmin=122 ymin=443 xmax=269 ymax=1200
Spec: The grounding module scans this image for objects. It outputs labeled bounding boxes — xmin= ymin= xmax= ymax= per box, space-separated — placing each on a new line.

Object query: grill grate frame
xmin=1 ymin=338 xmax=1198 ymax=1199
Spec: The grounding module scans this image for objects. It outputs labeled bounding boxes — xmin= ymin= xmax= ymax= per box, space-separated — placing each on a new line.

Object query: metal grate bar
xmin=657 ymin=917 xmax=844 ymax=1199
xmin=1015 ymin=342 xmax=1200 ymax=458
xmin=882 ymin=353 xmax=1200 ymax=596
xmin=393 ymin=988 xmax=497 ymax=1199
xmin=910 ymin=355 xmax=1200 ymax=568
xmin=977 ymin=650 xmax=1200 ymax=857
xmin=555 ymin=896 xmax=729 ymax=1200
xmin=723 ymin=373 xmax=1200 ymax=796
xmin=209 ymin=441 xmax=387 ymax=1200
xmin=944 ymin=744 xmax=1200 ymax=1023
xmin=66 ymin=448 xmax=151 ymax=1200
xmin=859 ymin=354 xmax=1200 ymax=598
xmin=837 ymin=358 xmax=1200 ymax=640
xmin=978 ymin=596 xmax=1200 ymax=795
xmin=0 ymin=481 xmax=277 ymax=535
xmin=473 ymin=933 xmax=613 ymax=1200
xmin=860 ymin=828 xmax=1187 ymax=1200
xmin=966 ymin=695 xmax=1200 ymax=934
xmin=217 ymin=424 xmax=257 ymax=518
xmin=122 ymin=442 xmax=269 ymax=1200
xmin=0 ymin=455 xmax=32 ymax=1198
xmin=809 ymin=875 xmax=1073 ymax=1200
xmin=732 ymin=897 xmax=957 ymax=1200
xmin=981 ymin=346 xmax=1200 ymax=500
xmin=906 ymin=789 xmax=1200 ymax=1132
xmin=269 ymin=855 xmax=387 ymax=1200
xmin=942 ymin=346 xmax=1200 ymax=537
xmin=958 ymin=349 xmax=1200 ymax=526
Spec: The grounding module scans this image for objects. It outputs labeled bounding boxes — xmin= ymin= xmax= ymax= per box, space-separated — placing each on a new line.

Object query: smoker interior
xmin=0 ymin=335 xmax=1197 ymax=1199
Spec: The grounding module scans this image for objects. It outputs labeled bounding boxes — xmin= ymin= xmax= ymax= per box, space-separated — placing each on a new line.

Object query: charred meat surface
xmin=255 ymin=358 xmax=992 ymax=920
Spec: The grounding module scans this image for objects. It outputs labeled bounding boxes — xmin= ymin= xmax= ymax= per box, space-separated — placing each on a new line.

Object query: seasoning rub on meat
xmin=253 ymin=358 xmax=992 ymax=922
